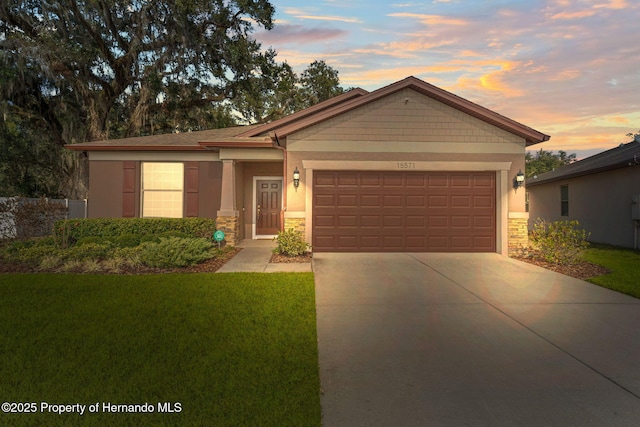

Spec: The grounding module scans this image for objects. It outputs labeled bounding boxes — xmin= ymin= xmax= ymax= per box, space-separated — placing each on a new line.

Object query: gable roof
xmin=66 ymin=76 xmax=549 ymax=151
xmin=249 ymin=76 xmax=550 ymax=146
xmin=527 ymin=140 xmax=640 ymax=187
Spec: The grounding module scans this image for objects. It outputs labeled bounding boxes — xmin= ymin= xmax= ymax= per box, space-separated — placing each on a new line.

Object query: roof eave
xmin=64 ymin=144 xmax=206 ymax=152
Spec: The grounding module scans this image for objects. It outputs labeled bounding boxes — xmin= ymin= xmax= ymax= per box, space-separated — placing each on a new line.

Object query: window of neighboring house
xmin=525 ymin=191 xmax=530 ymax=213
xmin=560 ymin=185 xmax=569 ymax=216
xmin=141 ymin=162 xmax=184 ymax=218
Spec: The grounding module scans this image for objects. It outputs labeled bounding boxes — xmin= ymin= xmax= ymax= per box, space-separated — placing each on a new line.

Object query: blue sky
xmin=254 ymin=0 xmax=640 ymax=158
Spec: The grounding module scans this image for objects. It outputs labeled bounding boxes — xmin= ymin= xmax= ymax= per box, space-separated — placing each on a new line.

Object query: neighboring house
xmin=66 ymin=76 xmax=549 ymax=254
xmin=526 ymin=139 xmax=640 ymax=249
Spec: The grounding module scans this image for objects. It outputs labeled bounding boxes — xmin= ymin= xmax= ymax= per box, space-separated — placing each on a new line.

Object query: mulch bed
xmin=269 ymin=252 xmax=312 ymax=263
xmin=2 ymin=246 xmax=608 ymax=280
xmin=0 ymin=247 xmax=242 ymax=275
xmin=512 ymin=254 xmax=609 ymax=280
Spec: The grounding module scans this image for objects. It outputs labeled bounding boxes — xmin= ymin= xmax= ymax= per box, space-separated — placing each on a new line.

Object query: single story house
xmin=67 ymin=76 xmax=549 ymax=254
xmin=527 ymin=138 xmax=640 ymax=249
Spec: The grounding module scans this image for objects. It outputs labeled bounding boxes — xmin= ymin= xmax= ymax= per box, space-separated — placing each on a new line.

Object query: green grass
xmin=0 ymin=273 xmax=320 ymax=426
xmin=584 ymin=246 xmax=640 ymax=298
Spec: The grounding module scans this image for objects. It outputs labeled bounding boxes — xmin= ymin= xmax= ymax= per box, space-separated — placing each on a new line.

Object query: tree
xmin=0 ymin=0 xmax=276 ymax=197
xmin=232 ymin=59 xmax=344 ymax=124
xmin=300 ymin=60 xmax=344 ymax=106
xmin=626 ymin=130 xmax=640 ymax=141
xmin=525 ymin=149 xmax=577 ymax=178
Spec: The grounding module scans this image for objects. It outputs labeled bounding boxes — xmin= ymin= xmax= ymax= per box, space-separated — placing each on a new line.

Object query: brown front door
xmin=256 ymin=179 xmax=282 ymax=235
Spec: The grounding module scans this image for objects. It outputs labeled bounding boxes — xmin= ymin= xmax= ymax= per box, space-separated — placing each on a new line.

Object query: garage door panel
xmin=406 ymin=216 xmax=425 ymax=227
xmin=315 ymin=194 xmax=335 ymax=207
xmin=360 ymin=236 xmax=381 ymax=249
xmin=406 ymin=195 xmax=426 ymax=207
xmin=383 ymin=236 xmax=403 ymax=250
xmin=428 ymin=216 xmax=448 ymax=228
xmin=337 ymin=235 xmax=358 ymax=249
xmin=337 ymin=215 xmax=358 ymax=227
xmin=315 ymin=215 xmax=335 ymax=227
xmin=473 ymin=216 xmax=493 ymax=228
xmin=314 ymin=173 xmax=336 ymax=187
xmin=428 ymin=175 xmax=448 ymax=187
xmin=473 ymin=195 xmax=494 ymax=208
xmin=429 ymin=195 xmax=448 ymax=207
xmin=451 ymin=175 xmax=471 ymax=188
xmin=360 ymin=174 xmax=382 ymax=187
xmin=361 ymin=195 xmax=381 ymax=207
xmin=383 ymin=175 xmax=403 ymax=186
xmin=383 ymin=195 xmax=403 ymax=207
xmin=361 ymin=215 xmax=381 ymax=227
xmin=383 ymin=216 xmax=403 ymax=227
xmin=451 ymin=195 xmax=471 ymax=207
xmin=313 ymin=171 xmax=495 ymax=252
xmin=337 ymin=194 xmax=358 ymax=207
xmin=406 ymin=236 xmax=426 ymax=248
xmin=451 ymin=216 xmax=471 ymax=228
xmin=474 ymin=175 xmax=494 ymax=187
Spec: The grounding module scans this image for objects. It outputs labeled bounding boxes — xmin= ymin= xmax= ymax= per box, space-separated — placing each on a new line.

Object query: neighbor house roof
xmin=527 ymin=139 xmax=640 ymax=187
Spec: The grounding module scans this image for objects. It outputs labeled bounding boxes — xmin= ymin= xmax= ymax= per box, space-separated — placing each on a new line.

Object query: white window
xmin=142 ymin=163 xmax=184 ymax=218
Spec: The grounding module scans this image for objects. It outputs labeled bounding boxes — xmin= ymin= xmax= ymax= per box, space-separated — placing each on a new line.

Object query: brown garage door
xmin=312 ymin=171 xmax=495 ymax=252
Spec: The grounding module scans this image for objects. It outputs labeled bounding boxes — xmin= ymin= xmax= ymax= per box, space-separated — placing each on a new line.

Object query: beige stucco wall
xmin=527 ymin=166 xmax=640 ymax=248
xmin=88 ymin=161 xmax=125 ymax=218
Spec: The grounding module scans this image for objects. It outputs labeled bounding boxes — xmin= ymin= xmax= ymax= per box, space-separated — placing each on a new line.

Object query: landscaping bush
xmin=53 ymin=217 xmax=217 ymax=242
xmin=274 ymin=229 xmax=309 ymax=257
xmin=114 ymin=233 xmax=141 ymax=248
xmin=529 ymin=219 xmax=590 ymax=265
xmin=138 ymin=237 xmax=214 ymax=268
xmin=76 ymin=236 xmax=111 ymax=247
xmin=62 ymin=242 xmax=115 ymax=261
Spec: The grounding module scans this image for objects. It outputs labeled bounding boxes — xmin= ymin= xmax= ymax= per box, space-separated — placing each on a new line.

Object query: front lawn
xmin=0 ymin=273 xmax=320 ymax=426
xmin=583 ymin=246 xmax=640 ymax=298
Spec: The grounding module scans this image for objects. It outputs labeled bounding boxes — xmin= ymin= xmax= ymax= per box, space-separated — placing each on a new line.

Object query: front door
xmin=256 ymin=179 xmax=282 ymax=236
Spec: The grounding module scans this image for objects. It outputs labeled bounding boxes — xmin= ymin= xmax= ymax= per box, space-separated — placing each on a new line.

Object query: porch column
xmin=216 ymin=159 xmax=240 ymax=246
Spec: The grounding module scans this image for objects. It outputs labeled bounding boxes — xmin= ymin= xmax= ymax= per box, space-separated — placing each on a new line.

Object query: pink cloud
xmin=256 ymin=24 xmax=347 ymax=46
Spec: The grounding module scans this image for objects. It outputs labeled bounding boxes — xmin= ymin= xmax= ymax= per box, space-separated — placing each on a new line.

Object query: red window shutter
xmin=122 ymin=161 xmax=137 ymax=217
xmin=185 ymin=162 xmax=199 ymax=217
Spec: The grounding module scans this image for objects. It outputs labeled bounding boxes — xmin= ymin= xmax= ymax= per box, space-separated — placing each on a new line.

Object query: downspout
xmin=271 ymin=132 xmax=286 ymax=233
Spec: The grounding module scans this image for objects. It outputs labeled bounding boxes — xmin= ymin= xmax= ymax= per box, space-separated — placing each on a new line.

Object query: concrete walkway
xmin=313 ymin=252 xmax=640 ymax=426
xmin=215 ymin=239 xmax=312 ymax=273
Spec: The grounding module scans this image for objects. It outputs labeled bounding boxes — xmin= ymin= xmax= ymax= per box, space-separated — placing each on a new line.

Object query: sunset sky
xmin=255 ymin=0 xmax=640 ymax=158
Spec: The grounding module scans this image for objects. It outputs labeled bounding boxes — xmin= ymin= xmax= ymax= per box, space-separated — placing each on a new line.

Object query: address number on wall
xmin=397 ymin=162 xmax=416 ymax=169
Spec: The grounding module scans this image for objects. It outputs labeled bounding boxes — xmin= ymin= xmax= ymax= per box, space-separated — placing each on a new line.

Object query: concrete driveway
xmin=313 ymin=253 xmax=640 ymax=426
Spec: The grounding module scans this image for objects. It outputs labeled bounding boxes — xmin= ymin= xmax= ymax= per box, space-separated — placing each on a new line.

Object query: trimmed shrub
xmin=138 ymin=237 xmax=214 ymax=268
xmin=530 ymin=219 xmax=590 ymax=265
xmin=61 ymin=243 xmax=115 ymax=261
xmin=114 ymin=234 xmax=141 ymax=248
xmin=77 ymin=236 xmax=110 ymax=247
xmin=274 ymin=229 xmax=309 ymax=257
xmin=53 ymin=218 xmax=217 ymax=242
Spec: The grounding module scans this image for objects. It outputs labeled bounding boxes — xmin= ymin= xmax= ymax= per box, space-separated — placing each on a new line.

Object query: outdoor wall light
xmin=514 ymin=169 xmax=525 ymax=189
xmin=293 ymin=167 xmax=300 ymax=188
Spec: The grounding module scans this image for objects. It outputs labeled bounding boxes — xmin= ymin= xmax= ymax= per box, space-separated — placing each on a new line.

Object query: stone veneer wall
xmin=216 ymin=216 xmax=240 ymax=246
xmin=284 ymin=217 xmax=305 ymax=235
xmin=508 ymin=217 xmax=529 ymax=256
